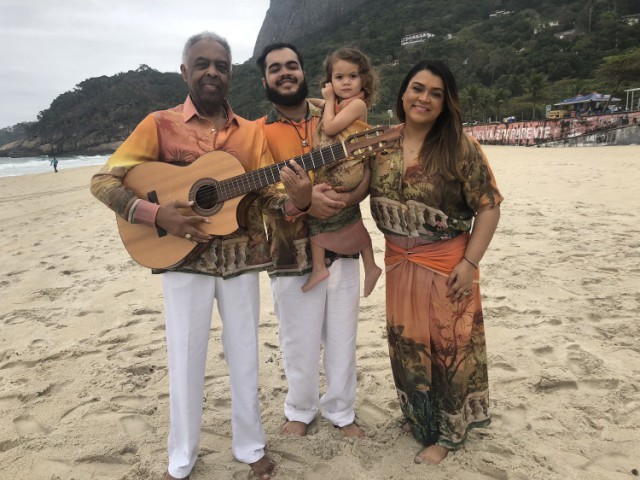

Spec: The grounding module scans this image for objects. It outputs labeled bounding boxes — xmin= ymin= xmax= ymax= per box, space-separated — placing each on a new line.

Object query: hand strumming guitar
xmin=155 ymin=200 xmax=212 ymax=243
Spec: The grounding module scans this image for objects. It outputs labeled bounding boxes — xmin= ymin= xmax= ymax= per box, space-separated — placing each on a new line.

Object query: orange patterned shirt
xmin=91 ymin=96 xmax=283 ymax=278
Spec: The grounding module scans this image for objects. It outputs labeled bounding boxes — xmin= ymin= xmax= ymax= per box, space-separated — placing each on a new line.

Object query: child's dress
xmin=307 ymin=94 xmax=372 ymax=255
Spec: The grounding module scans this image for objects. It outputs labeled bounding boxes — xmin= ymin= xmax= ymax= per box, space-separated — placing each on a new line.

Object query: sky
xmin=0 ymin=0 xmax=270 ymax=129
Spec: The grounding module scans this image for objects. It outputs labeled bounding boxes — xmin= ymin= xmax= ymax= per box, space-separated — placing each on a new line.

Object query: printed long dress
xmin=369 ymin=127 xmax=503 ymax=449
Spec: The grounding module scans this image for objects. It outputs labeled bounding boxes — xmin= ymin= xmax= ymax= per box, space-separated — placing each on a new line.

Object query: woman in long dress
xmin=369 ymin=60 xmax=502 ymax=464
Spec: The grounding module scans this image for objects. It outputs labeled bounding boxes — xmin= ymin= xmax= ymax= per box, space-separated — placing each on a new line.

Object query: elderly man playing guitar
xmin=90 ymin=31 xmax=287 ymax=480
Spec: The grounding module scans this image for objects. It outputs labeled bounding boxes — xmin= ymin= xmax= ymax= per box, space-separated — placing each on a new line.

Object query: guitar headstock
xmin=344 ymin=126 xmax=401 ymax=158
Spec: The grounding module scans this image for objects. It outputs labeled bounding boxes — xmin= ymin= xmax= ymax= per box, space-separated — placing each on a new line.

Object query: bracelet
xmin=463 ymin=255 xmax=479 ymax=269
xmin=297 ymin=202 xmax=311 ymax=213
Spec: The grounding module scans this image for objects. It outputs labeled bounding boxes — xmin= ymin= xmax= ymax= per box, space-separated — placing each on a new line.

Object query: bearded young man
xmin=255 ymin=43 xmax=370 ymax=439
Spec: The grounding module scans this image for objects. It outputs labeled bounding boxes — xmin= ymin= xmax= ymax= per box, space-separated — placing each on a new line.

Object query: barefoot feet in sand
xmin=414 ymin=444 xmax=450 ymax=465
xmin=340 ymin=422 xmax=365 ymax=438
xmin=250 ymin=453 xmax=277 ymax=479
xmin=281 ymin=420 xmax=308 ymax=436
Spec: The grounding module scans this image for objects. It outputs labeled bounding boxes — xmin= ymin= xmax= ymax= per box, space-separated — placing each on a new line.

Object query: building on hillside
xmin=400 ymin=31 xmax=434 ymax=46
xmin=489 ymin=10 xmax=513 ymax=19
xmin=622 ymin=14 xmax=639 ymax=26
xmin=554 ymin=29 xmax=580 ymax=40
xmin=534 ymin=20 xmax=559 ymax=34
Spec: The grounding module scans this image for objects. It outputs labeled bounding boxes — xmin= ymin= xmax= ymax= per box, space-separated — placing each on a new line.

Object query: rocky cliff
xmin=252 ymin=0 xmax=368 ymax=57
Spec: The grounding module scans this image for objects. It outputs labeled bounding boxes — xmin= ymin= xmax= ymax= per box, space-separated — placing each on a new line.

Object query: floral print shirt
xmin=370 ymin=125 xmax=503 ymax=242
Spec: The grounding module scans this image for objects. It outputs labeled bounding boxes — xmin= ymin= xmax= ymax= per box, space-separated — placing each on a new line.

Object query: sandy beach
xmin=1 ymin=145 xmax=639 ymax=480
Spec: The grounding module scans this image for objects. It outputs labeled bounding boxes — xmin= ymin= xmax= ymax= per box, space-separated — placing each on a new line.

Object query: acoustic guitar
xmin=117 ymin=126 xmax=400 ymax=269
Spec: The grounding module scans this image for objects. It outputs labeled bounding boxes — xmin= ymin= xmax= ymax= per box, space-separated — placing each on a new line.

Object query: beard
xmin=265 ymin=78 xmax=309 ymax=107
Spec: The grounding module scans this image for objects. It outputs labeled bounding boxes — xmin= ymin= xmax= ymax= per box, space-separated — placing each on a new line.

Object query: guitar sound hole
xmin=195 ymin=185 xmax=218 ymax=208
xmin=190 ymin=179 xmax=223 ymax=216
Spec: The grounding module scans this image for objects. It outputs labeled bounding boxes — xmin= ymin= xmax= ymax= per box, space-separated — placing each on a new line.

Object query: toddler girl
xmin=303 ymin=47 xmax=381 ymax=297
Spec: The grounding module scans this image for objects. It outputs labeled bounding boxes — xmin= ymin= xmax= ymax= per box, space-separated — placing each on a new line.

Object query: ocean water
xmin=0 ymin=154 xmax=109 ymax=177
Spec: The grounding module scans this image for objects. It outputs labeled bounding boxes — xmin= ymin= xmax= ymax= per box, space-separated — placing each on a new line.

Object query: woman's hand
xmin=446 ymin=261 xmax=475 ymax=302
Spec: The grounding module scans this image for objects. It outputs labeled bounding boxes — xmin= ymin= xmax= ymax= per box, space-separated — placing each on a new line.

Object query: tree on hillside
xmin=490 ymin=87 xmax=511 ymax=122
xmin=595 ymin=47 xmax=640 ymax=93
xmin=461 ymin=85 xmax=481 ymax=122
xmin=523 ymin=72 xmax=548 ymax=120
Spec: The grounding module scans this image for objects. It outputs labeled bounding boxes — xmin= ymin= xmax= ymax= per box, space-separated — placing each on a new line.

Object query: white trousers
xmin=270 ymin=258 xmax=360 ymax=427
xmin=162 ymin=271 xmax=265 ymax=478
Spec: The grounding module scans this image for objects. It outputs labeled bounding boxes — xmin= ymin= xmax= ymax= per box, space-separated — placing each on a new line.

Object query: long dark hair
xmin=396 ymin=60 xmax=472 ymax=181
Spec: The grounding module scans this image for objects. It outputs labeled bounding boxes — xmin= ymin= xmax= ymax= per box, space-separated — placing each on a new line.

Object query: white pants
xmin=270 ymin=258 xmax=360 ymax=427
xmin=163 ymin=271 xmax=265 ymax=478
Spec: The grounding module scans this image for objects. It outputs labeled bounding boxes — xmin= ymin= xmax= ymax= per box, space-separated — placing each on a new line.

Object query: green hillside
xmin=230 ymin=0 xmax=640 ymax=124
xmin=2 ymin=0 xmax=638 ymax=153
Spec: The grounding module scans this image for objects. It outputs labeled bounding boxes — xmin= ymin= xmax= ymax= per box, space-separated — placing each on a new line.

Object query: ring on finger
xmin=185 ymin=233 xmax=192 ymax=240
xmin=462 ymin=289 xmax=470 ymax=296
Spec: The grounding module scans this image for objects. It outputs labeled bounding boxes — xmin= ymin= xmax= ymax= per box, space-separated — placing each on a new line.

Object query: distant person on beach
xmin=302 ymin=47 xmax=381 ymax=297
xmin=368 ymin=60 xmax=502 ymax=465
xmin=90 ymin=31 xmax=281 ymax=480
xmin=255 ymin=43 xmax=368 ymax=439
xmin=50 ymin=157 xmax=58 ymax=172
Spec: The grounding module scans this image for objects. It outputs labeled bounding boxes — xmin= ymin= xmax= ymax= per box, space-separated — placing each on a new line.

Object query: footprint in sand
xmin=532 ymin=345 xmax=554 ymax=357
xmin=13 ymin=414 xmax=50 ymax=437
xmin=491 ymin=362 xmax=517 ymax=372
xmin=31 ymin=457 xmax=132 ymax=479
xmin=359 ymin=398 xmax=391 ymax=420
xmin=476 ymin=463 xmax=509 ymax=480
xmin=119 ymin=414 xmax=155 ymax=437
xmin=306 ymin=462 xmax=333 ymax=479
xmin=0 ymin=395 xmax=23 ymax=409
xmin=0 ymin=359 xmax=39 ymax=370
xmin=492 ymin=404 xmax=528 ymax=432
xmin=566 ymin=345 xmax=605 ymax=379
xmin=28 ymin=338 xmax=49 ymax=349
xmin=81 ymin=411 xmax=155 ymax=438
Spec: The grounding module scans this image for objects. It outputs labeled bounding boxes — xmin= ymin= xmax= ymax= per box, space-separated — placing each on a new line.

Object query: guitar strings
xmin=218 ymin=143 xmax=345 ymax=200
xmin=195 ymin=129 xmax=397 ymax=207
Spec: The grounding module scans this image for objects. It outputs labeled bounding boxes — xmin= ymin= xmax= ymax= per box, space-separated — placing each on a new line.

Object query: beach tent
xmin=554 ymin=92 xmax=621 ymax=109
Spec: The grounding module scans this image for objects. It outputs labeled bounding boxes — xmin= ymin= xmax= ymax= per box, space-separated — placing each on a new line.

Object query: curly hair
xmin=322 ymin=47 xmax=377 ymax=106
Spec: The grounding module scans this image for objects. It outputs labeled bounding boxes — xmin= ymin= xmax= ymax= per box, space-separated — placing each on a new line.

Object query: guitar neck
xmin=217 ymin=141 xmax=348 ymax=201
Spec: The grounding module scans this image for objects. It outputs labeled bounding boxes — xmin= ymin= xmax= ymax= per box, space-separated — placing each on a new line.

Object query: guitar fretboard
xmin=216 ymin=142 xmax=348 ymax=201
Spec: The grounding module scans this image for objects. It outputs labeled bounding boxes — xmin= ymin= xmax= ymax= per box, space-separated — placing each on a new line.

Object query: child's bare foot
xmin=363 ymin=265 xmax=382 ymax=297
xmin=302 ymin=269 xmax=330 ymax=293
xmin=281 ymin=420 xmax=307 ymax=436
xmin=414 ymin=445 xmax=450 ymax=465
xmin=340 ymin=422 xmax=365 ymax=438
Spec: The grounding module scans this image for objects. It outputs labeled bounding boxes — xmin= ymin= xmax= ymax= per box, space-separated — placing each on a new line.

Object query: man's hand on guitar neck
xmin=280 ymin=160 xmax=312 ymax=212
xmin=155 ymin=200 xmax=212 ymax=243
